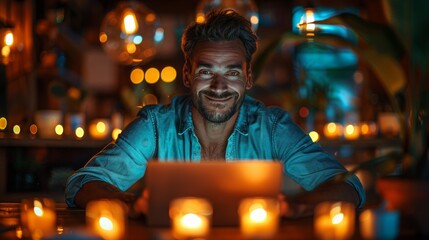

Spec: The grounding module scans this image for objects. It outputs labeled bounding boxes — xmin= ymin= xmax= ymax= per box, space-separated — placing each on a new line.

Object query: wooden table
xmin=0 ymin=202 xmax=423 ymax=239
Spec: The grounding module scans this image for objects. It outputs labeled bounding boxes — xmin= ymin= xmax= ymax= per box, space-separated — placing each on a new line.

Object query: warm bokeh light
xmin=196 ymin=13 xmax=205 ymax=23
xmin=298 ymin=107 xmax=309 ymax=118
xmin=99 ymin=32 xmax=107 ymax=43
xmin=29 ymin=124 xmax=38 ymax=135
xmin=13 ymin=125 xmax=20 ymax=135
xmin=145 ymin=67 xmax=160 ymax=84
xmin=99 ymin=216 xmax=114 ymax=231
xmin=309 ymin=131 xmax=319 ymax=142
xmin=5 ymin=32 xmax=14 ymax=46
xmin=344 ymin=124 xmax=360 ymax=140
xmin=55 ymin=124 xmax=64 ymax=136
xmin=249 ymin=205 xmax=267 ymax=223
xmin=145 ymin=13 xmax=156 ymax=23
xmin=130 ymin=68 xmax=144 ymax=84
xmin=0 ymin=117 xmax=7 ymax=130
xmin=161 ymin=66 xmax=177 ymax=83
xmin=75 ymin=127 xmax=85 ymax=138
xmin=126 ymin=43 xmax=137 ymax=54
xmin=250 ymin=15 xmax=259 ymax=25
xmin=112 ymin=128 xmax=122 ymax=140
xmin=96 ymin=121 xmax=106 ymax=133
xmin=122 ymin=9 xmax=138 ymax=34
xmin=1 ymin=46 xmax=10 ymax=57
xmin=181 ymin=213 xmax=203 ymax=229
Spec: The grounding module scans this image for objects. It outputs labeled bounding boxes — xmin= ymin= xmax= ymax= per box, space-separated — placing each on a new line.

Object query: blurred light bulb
xmin=196 ymin=0 xmax=259 ymax=31
xmin=100 ymin=1 xmax=162 ymax=65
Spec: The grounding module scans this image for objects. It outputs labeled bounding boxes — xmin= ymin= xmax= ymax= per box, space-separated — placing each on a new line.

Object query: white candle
xmin=86 ymin=199 xmax=127 ymax=240
xmin=169 ymin=197 xmax=212 ymax=239
xmin=239 ymin=198 xmax=279 ymax=239
xmin=314 ymin=201 xmax=355 ymax=240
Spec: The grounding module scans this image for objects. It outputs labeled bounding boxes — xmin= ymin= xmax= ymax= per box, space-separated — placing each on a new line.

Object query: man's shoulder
xmin=243 ymin=95 xmax=289 ymax=118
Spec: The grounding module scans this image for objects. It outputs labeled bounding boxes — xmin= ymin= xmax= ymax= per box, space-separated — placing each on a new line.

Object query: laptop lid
xmin=145 ymin=160 xmax=282 ymax=227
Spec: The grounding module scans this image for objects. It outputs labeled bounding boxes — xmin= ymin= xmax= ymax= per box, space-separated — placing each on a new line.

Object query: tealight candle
xmin=360 ymin=208 xmax=400 ymax=240
xmin=360 ymin=121 xmax=378 ymax=138
xmin=169 ymin=197 xmax=212 ymax=239
xmin=239 ymin=198 xmax=279 ymax=239
xmin=323 ymin=122 xmax=343 ymax=139
xmin=314 ymin=201 xmax=355 ymax=240
xmin=89 ymin=119 xmax=111 ymax=140
xmin=344 ymin=124 xmax=360 ymax=140
xmin=21 ymin=198 xmax=56 ymax=240
xmin=86 ymin=199 xmax=127 ymax=240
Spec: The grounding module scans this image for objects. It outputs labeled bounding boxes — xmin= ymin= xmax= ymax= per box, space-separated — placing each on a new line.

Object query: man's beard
xmin=192 ymin=90 xmax=242 ymax=123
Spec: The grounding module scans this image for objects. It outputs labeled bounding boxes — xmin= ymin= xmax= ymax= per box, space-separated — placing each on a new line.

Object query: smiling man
xmin=65 ymin=9 xmax=365 ymax=217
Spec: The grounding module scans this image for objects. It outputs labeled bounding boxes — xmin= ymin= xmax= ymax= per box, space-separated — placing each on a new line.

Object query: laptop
xmin=145 ymin=160 xmax=282 ymax=226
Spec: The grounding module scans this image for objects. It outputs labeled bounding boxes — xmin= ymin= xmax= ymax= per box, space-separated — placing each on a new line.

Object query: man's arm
xmin=281 ymin=180 xmax=360 ymax=218
xmin=74 ymin=180 xmax=137 ymax=208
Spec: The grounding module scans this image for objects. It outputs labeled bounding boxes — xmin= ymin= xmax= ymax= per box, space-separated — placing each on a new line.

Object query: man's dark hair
xmin=181 ymin=9 xmax=258 ymax=64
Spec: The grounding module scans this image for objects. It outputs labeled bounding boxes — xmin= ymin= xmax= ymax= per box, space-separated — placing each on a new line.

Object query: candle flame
xmin=249 ymin=204 xmax=267 ymax=223
xmin=99 ymin=216 xmax=114 ymax=231
xmin=33 ymin=200 xmax=44 ymax=217
xmin=331 ymin=213 xmax=344 ymax=224
xmin=181 ymin=213 xmax=202 ymax=229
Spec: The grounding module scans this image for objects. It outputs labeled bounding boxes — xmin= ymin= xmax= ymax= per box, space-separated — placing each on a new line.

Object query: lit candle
xmin=314 ymin=201 xmax=355 ymax=240
xmin=360 ymin=208 xmax=400 ymax=240
xmin=169 ymin=197 xmax=212 ymax=239
xmin=360 ymin=121 xmax=378 ymax=138
xmin=86 ymin=199 xmax=127 ymax=240
xmin=21 ymin=198 xmax=56 ymax=240
xmin=89 ymin=119 xmax=111 ymax=140
xmin=343 ymin=124 xmax=360 ymax=140
xmin=239 ymin=198 xmax=279 ymax=239
xmin=323 ymin=122 xmax=343 ymax=139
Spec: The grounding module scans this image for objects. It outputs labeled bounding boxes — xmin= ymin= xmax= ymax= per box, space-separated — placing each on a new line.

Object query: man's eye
xmin=199 ymin=70 xmax=213 ymax=75
xmin=226 ymin=71 xmax=240 ymax=77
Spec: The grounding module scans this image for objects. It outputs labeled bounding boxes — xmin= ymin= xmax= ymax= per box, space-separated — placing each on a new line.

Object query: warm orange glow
xmin=1 ymin=46 xmax=10 ymax=57
xmin=309 ymin=131 xmax=319 ymax=142
xmin=130 ymin=68 xmax=144 ymax=84
xmin=145 ymin=13 xmax=156 ymax=23
xmin=29 ymin=124 xmax=38 ymax=135
xmin=145 ymin=67 xmax=160 ymax=84
xmin=112 ymin=128 xmax=122 ymax=140
xmin=55 ymin=124 xmax=64 ymax=136
xmin=122 ymin=9 xmax=138 ymax=34
xmin=0 ymin=117 xmax=7 ymax=130
xmin=250 ymin=15 xmax=259 ymax=25
xmin=5 ymin=31 xmax=14 ymax=46
xmin=161 ymin=66 xmax=177 ymax=83
xmin=99 ymin=32 xmax=108 ymax=43
xmin=126 ymin=43 xmax=136 ymax=54
xmin=196 ymin=13 xmax=205 ymax=23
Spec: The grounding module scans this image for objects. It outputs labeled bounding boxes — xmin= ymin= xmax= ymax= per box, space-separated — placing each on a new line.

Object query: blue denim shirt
xmin=65 ymin=95 xmax=365 ymax=207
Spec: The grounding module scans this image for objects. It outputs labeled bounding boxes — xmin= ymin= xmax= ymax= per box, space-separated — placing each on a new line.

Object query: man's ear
xmin=182 ymin=60 xmax=191 ymax=88
xmin=246 ymin=68 xmax=254 ymax=90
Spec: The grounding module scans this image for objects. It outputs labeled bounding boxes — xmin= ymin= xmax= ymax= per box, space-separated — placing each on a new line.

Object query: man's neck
xmin=191 ymin=107 xmax=238 ymax=160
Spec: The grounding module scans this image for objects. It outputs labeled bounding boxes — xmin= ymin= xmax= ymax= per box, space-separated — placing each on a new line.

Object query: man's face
xmin=183 ymin=40 xmax=253 ymax=123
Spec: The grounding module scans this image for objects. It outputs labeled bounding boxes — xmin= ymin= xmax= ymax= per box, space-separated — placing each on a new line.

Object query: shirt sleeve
xmin=272 ymin=109 xmax=366 ymax=208
xmin=65 ymin=108 xmax=156 ymax=207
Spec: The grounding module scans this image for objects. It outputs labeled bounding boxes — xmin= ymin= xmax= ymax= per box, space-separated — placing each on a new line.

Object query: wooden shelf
xmin=0 ymin=137 xmax=110 ymax=148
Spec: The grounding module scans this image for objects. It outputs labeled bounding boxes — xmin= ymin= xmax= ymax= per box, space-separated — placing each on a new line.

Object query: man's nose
xmin=210 ymin=74 xmax=228 ymax=91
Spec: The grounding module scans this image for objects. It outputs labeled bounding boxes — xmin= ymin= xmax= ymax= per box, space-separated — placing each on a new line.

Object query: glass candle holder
xmin=314 ymin=201 xmax=355 ymax=240
xmin=169 ymin=197 xmax=212 ymax=239
xmin=21 ymin=198 xmax=57 ymax=240
xmin=323 ymin=122 xmax=343 ymax=139
xmin=360 ymin=208 xmax=400 ymax=240
xmin=343 ymin=124 xmax=360 ymax=140
xmin=239 ymin=198 xmax=280 ymax=239
xmin=86 ymin=199 xmax=127 ymax=240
